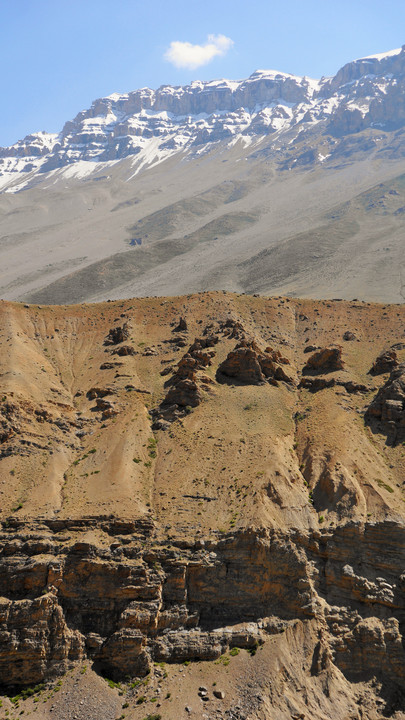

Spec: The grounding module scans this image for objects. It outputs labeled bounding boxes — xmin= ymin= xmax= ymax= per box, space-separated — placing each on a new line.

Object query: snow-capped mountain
xmin=1 ymin=46 xmax=405 ymax=193
xmin=1 ymin=45 xmax=405 ymax=308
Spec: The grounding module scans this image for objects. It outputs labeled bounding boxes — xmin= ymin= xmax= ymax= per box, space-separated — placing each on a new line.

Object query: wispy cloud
xmin=164 ymin=34 xmax=234 ymax=70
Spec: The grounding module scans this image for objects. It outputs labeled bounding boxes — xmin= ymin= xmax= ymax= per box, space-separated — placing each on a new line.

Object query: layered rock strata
xmin=1 ymin=519 xmax=405 ymax=693
xmin=366 ymin=363 xmax=405 ymax=444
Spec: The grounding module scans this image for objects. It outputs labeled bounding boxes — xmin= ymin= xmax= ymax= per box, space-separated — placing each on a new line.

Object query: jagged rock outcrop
xmin=366 ymin=363 xmax=405 ymax=444
xmin=105 ymin=323 xmax=130 ymax=345
xmin=217 ymin=339 xmax=293 ymax=385
xmin=173 ymin=317 xmax=187 ymax=332
xmin=302 ymin=346 xmax=344 ymax=375
xmin=369 ymin=348 xmax=399 ymax=375
xmin=115 ymin=344 xmax=136 ymax=356
xmin=152 ymin=336 xmax=218 ymax=428
xmin=219 ymin=318 xmax=246 ymax=340
xmin=299 ymin=377 xmax=368 ymax=393
xmin=0 ymin=401 xmax=20 ymax=444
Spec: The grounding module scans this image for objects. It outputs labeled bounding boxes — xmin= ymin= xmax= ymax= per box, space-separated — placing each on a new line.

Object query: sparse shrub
xmin=106 ymin=678 xmax=121 ymax=689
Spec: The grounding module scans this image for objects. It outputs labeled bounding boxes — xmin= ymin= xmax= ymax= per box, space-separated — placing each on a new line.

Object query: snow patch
xmin=360 ymin=47 xmax=402 ymax=62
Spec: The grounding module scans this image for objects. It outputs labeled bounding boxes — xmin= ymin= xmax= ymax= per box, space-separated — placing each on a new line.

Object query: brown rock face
xmin=0 ymin=401 xmax=20 ymax=443
xmin=105 ymin=323 xmax=130 ymax=345
xmin=302 ymin=346 xmax=344 ymax=375
xmin=0 ymin=593 xmax=84 ymax=686
xmin=217 ymin=340 xmax=293 ymax=385
xmin=299 ymin=377 xmax=369 ymax=393
xmin=366 ymin=363 xmax=405 ymax=444
xmin=218 ymin=344 xmax=264 ymax=384
xmin=115 ymin=344 xmax=136 ymax=356
xmin=1 ymin=521 xmax=405 ymax=693
xmin=369 ymin=348 xmax=399 ymax=375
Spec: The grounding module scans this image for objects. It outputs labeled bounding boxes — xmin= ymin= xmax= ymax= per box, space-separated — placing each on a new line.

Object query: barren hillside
xmin=1 ymin=293 xmax=405 ymax=719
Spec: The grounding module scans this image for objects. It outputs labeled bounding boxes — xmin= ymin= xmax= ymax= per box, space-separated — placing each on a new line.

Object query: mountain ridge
xmin=1 ymin=44 xmax=405 ymax=307
xmin=1 ymin=45 xmax=405 ymax=193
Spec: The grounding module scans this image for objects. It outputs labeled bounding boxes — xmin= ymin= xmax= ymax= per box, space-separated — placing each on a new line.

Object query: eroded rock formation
xmin=105 ymin=323 xmax=130 ymax=346
xmin=369 ymin=348 xmax=399 ymax=375
xmin=1 ymin=520 xmax=405 ymax=694
xmin=152 ymin=335 xmax=218 ymax=428
xmin=302 ymin=346 xmax=344 ymax=375
xmin=366 ymin=363 xmax=405 ymax=444
xmin=217 ymin=339 xmax=293 ymax=385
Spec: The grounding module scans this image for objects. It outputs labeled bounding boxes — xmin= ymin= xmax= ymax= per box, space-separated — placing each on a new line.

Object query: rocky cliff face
xmin=2 ymin=518 xmax=405 ymax=696
xmin=1 ymin=46 xmax=405 ymax=192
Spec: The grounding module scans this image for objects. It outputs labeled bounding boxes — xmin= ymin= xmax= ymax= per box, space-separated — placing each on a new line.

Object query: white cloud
xmin=164 ymin=34 xmax=234 ymax=70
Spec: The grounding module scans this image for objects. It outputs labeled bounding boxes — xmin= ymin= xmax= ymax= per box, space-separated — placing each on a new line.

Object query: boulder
xmin=217 ymin=340 xmax=293 ymax=385
xmin=87 ymin=387 xmax=112 ymax=400
xmin=343 ymin=331 xmax=357 ymax=341
xmin=105 ymin=322 xmax=130 ymax=345
xmin=302 ymin=346 xmax=344 ymax=375
xmin=95 ymin=398 xmax=114 ymax=411
xmin=213 ymin=690 xmax=225 ymax=699
xmin=369 ymin=349 xmax=398 ymax=375
xmin=115 ymin=345 xmax=136 ymax=356
xmin=217 ymin=345 xmax=265 ymax=384
xmin=164 ymin=379 xmax=202 ymax=408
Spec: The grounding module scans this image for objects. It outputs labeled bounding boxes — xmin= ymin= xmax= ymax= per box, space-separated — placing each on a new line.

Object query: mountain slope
xmin=1 ymin=46 xmax=405 ymax=303
xmin=2 ymin=293 xmax=405 ymax=719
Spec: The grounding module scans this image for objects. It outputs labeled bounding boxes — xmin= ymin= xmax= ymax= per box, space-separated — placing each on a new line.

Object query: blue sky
xmin=1 ymin=0 xmax=404 ymax=146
